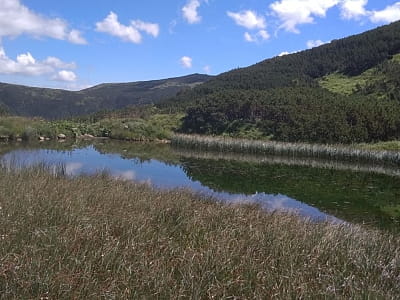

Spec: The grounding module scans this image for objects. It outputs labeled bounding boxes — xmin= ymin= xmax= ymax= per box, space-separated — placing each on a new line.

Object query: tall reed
xmin=172 ymin=134 xmax=400 ymax=166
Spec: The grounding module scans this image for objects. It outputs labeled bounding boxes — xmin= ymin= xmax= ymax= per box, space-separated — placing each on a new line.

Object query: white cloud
xmin=203 ymin=65 xmax=211 ymax=74
xmin=96 ymin=12 xmax=159 ymax=43
xmin=96 ymin=12 xmax=142 ymax=43
xmin=0 ymin=0 xmax=86 ymax=44
xmin=244 ymin=32 xmax=256 ymax=42
xmin=180 ymin=56 xmax=192 ymax=68
xmin=258 ymin=30 xmax=270 ymax=40
xmin=67 ymin=29 xmax=87 ymax=45
xmin=0 ymin=45 xmax=76 ymax=78
xmin=340 ymin=0 xmax=368 ymax=20
xmin=278 ymin=51 xmax=290 ymax=56
xmin=227 ymin=10 xmax=266 ymax=29
xmin=114 ymin=170 xmax=136 ymax=181
xmin=131 ymin=20 xmax=160 ymax=37
xmin=370 ymin=2 xmax=400 ymax=24
xmin=306 ymin=39 xmax=327 ymax=48
xmin=65 ymin=162 xmax=83 ymax=175
xmin=53 ymin=70 xmax=77 ymax=82
xmin=182 ymin=0 xmax=202 ymax=24
xmin=43 ymin=57 xmax=76 ymax=69
xmin=244 ymin=30 xmax=270 ymax=43
xmin=270 ymin=0 xmax=339 ymax=33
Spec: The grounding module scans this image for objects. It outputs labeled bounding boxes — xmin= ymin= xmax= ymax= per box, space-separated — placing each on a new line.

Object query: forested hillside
xmin=0 ymin=74 xmax=211 ymax=119
xmin=172 ymin=21 xmax=400 ymax=143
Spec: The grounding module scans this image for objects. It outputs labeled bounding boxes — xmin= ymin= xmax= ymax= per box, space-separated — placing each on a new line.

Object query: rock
xmin=124 ymin=125 xmax=129 ymax=129
xmin=81 ymin=134 xmax=95 ymax=139
xmin=16 ymin=138 xmax=23 ymax=142
xmin=45 ymin=137 xmax=51 ymax=141
xmin=57 ymin=134 xmax=66 ymax=139
xmin=39 ymin=136 xmax=45 ymax=141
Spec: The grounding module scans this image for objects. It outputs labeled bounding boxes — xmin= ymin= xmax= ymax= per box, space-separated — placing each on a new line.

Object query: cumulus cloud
xmin=96 ymin=12 xmax=159 ymax=43
xmin=67 ymin=29 xmax=87 ymax=45
xmin=227 ymin=10 xmax=266 ymax=30
xmin=182 ymin=0 xmax=202 ymax=24
xmin=43 ymin=57 xmax=76 ymax=69
xmin=306 ymin=39 xmax=327 ymax=48
xmin=203 ymin=65 xmax=211 ymax=74
xmin=244 ymin=30 xmax=270 ymax=43
xmin=180 ymin=56 xmax=192 ymax=68
xmin=270 ymin=0 xmax=339 ymax=33
xmin=278 ymin=51 xmax=290 ymax=56
xmin=340 ymin=0 xmax=368 ymax=20
xmin=131 ymin=20 xmax=159 ymax=37
xmin=0 ymin=45 xmax=76 ymax=79
xmin=0 ymin=0 xmax=86 ymax=44
xmin=53 ymin=70 xmax=77 ymax=82
xmin=370 ymin=2 xmax=400 ymax=23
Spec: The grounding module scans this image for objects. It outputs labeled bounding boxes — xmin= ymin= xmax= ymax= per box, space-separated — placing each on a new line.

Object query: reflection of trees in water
xmin=179 ymin=156 xmax=400 ymax=232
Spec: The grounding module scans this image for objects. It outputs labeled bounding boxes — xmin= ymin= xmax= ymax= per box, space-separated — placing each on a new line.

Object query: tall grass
xmin=174 ymin=148 xmax=400 ymax=177
xmin=0 ymin=165 xmax=399 ymax=298
xmin=172 ymin=134 xmax=400 ymax=166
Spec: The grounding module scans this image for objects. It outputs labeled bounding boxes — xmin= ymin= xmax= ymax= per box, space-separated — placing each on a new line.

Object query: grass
xmin=358 ymin=140 xmax=400 ymax=151
xmin=319 ymin=53 xmax=400 ymax=96
xmin=0 ymin=112 xmax=183 ymax=142
xmin=0 ymin=165 xmax=399 ymax=298
xmin=172 ymin=134 xmax=400 ymax=166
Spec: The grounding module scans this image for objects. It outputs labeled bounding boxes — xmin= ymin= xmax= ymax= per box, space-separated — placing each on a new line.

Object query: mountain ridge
xmin=0 ymin=73 xmax=212 ymax=119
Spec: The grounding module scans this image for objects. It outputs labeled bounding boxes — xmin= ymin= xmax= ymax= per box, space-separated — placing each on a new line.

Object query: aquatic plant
xmin=172 ymin=134 xmax=400 ymax=166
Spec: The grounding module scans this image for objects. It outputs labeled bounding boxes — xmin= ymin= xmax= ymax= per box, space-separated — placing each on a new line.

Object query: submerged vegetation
xmin=172 ymin=134 xmax=400 ymax=166
xmin=0 ymin=165 xmax=399 ymax=298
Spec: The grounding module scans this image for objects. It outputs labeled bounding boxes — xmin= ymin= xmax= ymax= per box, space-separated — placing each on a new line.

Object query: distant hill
xmin=0 ymin=74 xmax=212 ymax=119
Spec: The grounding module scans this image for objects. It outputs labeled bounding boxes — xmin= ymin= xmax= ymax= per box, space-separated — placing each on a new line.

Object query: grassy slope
xmin=319 ymin=53 xmax=400 ymax=95
xmin=0 ymin=167 xmax=399 ymax=298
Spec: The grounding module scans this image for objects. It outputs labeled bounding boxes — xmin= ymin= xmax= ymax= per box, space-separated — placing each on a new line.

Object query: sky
xmin=0 ymin=0 xmax=399 ymax=90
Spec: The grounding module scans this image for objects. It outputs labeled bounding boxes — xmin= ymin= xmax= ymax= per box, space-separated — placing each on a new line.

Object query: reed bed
xmin=174 ymin=148 xmax=400 ymax=177
xmin=0 ymin=165 xmax=399 ymax=299
xmin=172 ymin=134 xmax=400 ymax=166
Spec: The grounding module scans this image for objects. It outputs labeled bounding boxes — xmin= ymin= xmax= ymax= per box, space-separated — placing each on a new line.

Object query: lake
xmin=1 ymin=140 xmax=399 ymax=231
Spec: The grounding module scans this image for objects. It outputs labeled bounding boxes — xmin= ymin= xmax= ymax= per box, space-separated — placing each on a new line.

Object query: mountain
xmin=0 ymin=74 xmax=212 ymax=119
xmin=170 ymin=21 xmax=400 ymax=144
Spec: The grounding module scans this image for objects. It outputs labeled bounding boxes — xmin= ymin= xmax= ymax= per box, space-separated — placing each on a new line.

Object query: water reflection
xmin=1 ymin=142 xmax=399 ymax=231
xmin=1 ymin=145 xmax=340 ymax=223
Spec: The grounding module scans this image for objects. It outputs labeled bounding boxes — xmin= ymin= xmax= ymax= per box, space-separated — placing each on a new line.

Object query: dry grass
xmin=0 ymin=166 xmax=399 ymax=299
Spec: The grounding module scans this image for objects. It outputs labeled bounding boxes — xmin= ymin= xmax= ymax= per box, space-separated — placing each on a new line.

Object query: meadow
xmin=0 ymin=165 xmax=399 ymax=298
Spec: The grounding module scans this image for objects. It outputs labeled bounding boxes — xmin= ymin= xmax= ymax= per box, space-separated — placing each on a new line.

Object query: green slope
xmin=0 ymin=74 xmax=212 ymax=119
xmin=171 ymin=21 xmax=400 ymax=144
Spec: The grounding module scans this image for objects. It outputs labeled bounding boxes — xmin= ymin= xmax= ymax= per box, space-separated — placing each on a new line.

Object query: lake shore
xmin=172 ymin=134 xmax=400 ymax=166
xmin=0 ymin=165 xmax=399 ymax=298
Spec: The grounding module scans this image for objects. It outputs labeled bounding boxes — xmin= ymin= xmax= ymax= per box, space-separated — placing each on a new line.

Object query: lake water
xmin=1 ymin=140 xmax=399 ymax=231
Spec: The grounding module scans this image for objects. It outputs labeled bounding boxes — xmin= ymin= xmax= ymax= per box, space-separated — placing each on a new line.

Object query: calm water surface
xmin=1 ymin=141 xmax=399 ymax=231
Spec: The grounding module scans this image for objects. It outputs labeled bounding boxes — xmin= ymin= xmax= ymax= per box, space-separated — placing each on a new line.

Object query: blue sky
xmin=0 ymin=0 xmax=399 ymax=90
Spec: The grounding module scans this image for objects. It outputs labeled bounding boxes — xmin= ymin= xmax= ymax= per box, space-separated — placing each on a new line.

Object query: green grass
xmin=319 ymin=53 xmax=400 ymax=95
xmin=0 ymin=165 xmax=399 ymax=298
xmin=0 ymin=112 xmax=183 ymax=142
xmin=319 ymin=72 xmax=370 ymax=95
xmin=357 ymin=140 xmax=400 ymax=151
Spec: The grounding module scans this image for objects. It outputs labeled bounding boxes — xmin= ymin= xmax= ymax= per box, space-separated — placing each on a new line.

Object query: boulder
xmin=57 ymin=134 xmax=66 ymax=139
